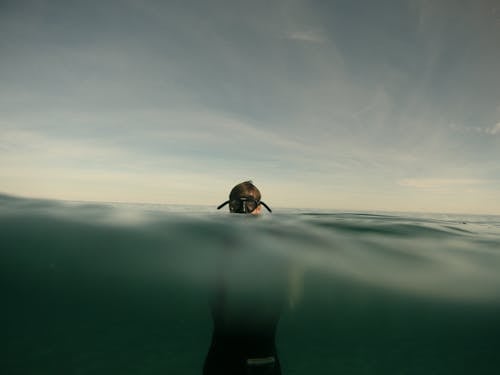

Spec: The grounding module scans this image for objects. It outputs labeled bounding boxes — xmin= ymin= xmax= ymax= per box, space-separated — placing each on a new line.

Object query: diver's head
xmin=217 ymin=180 xmax=272 ymax=214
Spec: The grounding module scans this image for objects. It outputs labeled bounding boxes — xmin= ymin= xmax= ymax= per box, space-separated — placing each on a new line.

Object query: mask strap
xmin=260 ymin=201 xmax=272 ymax=213
xmin=216 ymin=200 xmax=230 ymax=210
xmin=217 ymin=199 xmax=273 ymax=213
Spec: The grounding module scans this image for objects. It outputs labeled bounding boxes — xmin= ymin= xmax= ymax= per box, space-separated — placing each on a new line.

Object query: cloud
xmin=449 ymin=122 xmax=500 ymax=135
xmin=0 ymin=129 xmax=127 ymax=161
xmin=286 ymin=30 xmax=325 ymax=44
xmin=486 ymin=122 xmax=500 ymax=135
xmin=398 ymin=178 xmax=485 ymax=190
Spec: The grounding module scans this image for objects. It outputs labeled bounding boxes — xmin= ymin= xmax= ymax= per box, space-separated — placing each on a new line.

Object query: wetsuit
xmin=203 ymin=247 xmax=285 ymax=375
xmin=203 ymin=331 xmax=281 ymax=374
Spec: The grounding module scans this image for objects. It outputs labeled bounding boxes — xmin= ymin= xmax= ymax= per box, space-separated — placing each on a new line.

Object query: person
xmin=204 ymin=181 xmax=282 ymax=375
xmin=216 ymin=180 xmax=272 ymax=215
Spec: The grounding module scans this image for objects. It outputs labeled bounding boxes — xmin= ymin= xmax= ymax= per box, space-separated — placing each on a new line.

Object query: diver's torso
xmin=204 ymin=247 xmax=287 ymax=374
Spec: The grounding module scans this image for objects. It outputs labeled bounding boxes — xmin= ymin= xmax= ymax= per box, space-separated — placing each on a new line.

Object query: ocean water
xmin=2 ymin=193 xmax=500 ymax=374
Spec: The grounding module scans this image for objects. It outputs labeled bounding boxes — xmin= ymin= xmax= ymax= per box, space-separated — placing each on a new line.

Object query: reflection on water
xmin=1 ymin=194 xmax=500 ymax=374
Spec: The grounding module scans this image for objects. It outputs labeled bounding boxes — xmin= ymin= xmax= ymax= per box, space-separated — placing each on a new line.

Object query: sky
xmin=1 ymin=0 xmax=499 ymax=214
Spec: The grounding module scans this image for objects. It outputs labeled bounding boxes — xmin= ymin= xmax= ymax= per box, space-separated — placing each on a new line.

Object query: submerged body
xmin=203 ymin=294 xmax=282 ymax=374
xmin=203 ymin=236 xmax=287 ymax=375
xmin=203 ymin=254 xmax=284 ymax=375
xmin=206 ymin=181 xmax=284 ymax=374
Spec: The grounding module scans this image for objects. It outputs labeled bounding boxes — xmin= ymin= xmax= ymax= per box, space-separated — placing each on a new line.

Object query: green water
xmin=2 ymin=194 xmax=500 ymax=374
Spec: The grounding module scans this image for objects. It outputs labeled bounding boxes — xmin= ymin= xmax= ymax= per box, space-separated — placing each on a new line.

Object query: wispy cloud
xmin=398 ymin=178 xmax=485 ymax=190
xmin=286 ymin=30 xmax=325 ymax=44
xmin=449 ymin=122 xmax=500 ymax=135
xmin=486 ymin=122 xmax=500 ymax=135
xmin=0 ymin=129 xmax=127 ymax=161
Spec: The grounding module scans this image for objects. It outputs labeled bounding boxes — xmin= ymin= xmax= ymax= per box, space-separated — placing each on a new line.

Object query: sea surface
xmin=2 ymin=193 xmax=500 ymax=374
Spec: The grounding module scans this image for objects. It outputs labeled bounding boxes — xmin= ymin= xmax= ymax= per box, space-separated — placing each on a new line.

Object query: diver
xmin=216 ymin=181 xmax=272 ymax=215
xmin=204 ymin=181 xmax=283 ymax=375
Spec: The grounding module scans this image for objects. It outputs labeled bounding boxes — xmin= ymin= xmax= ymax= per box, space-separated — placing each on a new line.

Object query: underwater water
xmin=2 ymin=193 xmax=500 ymax=374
